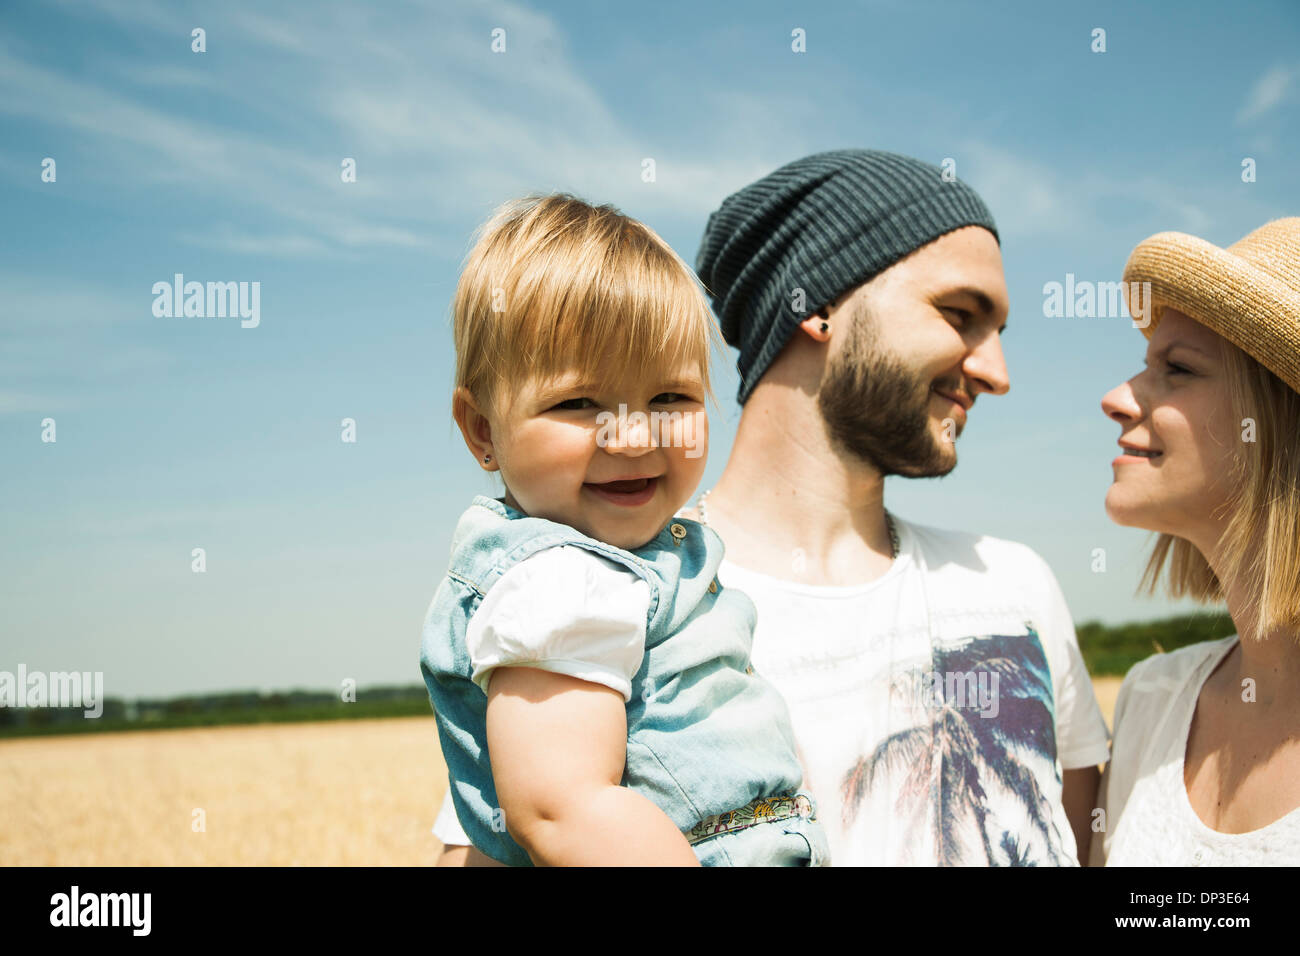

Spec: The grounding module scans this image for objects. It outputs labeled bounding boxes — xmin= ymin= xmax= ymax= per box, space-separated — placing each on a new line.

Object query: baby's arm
xmin=486 ymin=666 xmax=700 ymax=866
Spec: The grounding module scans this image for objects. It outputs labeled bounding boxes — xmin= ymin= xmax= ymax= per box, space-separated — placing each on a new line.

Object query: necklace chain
xmin=695 ymin=488 xmax=899 ymax=560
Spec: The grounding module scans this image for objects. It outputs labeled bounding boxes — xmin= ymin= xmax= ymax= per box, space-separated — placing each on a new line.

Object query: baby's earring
xmin=483 ymin=453 xmax=492 ymax=464
xmin=816 ymin=307 xmax=830 ymax=334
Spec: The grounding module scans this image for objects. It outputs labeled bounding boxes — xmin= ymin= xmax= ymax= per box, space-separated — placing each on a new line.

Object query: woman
xmin=1093 ymin=217 xmax=1300 ymax=865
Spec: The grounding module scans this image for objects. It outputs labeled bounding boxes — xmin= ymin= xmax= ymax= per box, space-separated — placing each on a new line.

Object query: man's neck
xmin=695 ymin=380 xmax=896 ymax=586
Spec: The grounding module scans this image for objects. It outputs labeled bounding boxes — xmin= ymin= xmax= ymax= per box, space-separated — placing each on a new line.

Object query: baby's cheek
xmin=512 ymin=450 xmax=583 ymax=508
xmin=670 ymin=409 xmax=707 ymax=462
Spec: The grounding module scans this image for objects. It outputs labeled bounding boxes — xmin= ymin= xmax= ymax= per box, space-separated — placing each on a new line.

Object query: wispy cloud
xmin=959 ymin=140 xmax=1212 ymax=242
xmin=959 ymin=142 xmax=1069 ymax=237
xmin=0 ymin=390 xmax=69 ymax=416
xmin=0 ymin=275 xmax=145 ymax=330
xmin=8 ymin=2 xmax=1288 ymax=264
xmin=11 ymin=0 xmax=791 ymax=262
xmin=0 ymin=275 xmax=176 ymax=417
xmin=105 ymin=61 xmax=216 ymax=89
xmin=176 ymin=231 xmax=341 ymax=259
xmin=1237 ymin=65 xmax=1293 ymax=124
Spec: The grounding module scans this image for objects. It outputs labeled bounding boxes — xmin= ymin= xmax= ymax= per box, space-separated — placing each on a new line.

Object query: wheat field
xmin=0 ymin=679 xmax=1124 ymax=866
xmin=0 ymin=717 xmax=450 ymax=866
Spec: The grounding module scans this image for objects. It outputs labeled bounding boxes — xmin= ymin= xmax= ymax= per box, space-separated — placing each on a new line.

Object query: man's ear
xmin=452 ymin=387 xmax=498 ymax=471
xmin=798 ymin=303 xmax=834 ymax=343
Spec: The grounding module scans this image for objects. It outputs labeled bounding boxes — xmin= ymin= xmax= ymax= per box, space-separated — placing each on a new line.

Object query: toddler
xmin=420 ymin=193 xmax=828 ymax=866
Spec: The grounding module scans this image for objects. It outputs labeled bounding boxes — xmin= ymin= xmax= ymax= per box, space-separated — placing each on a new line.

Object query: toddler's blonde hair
xmin=452 ymin=193 xmax=722 ymax=417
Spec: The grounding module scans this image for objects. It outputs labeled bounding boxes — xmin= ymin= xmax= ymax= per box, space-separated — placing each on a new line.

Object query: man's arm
xmin=1062 ymin=765 xmax=1102 ymax=866
xmin=1087 ymin=760 xmax=1111 ymax=867
xmin=1021 ymin=548 xmax=1111 ymax=866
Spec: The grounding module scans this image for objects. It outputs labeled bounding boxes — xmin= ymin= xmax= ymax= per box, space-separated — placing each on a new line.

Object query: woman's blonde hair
xmin=1141 ymin=334 xmax=1300 ymax=641
xmin=451 ymin=193 xmax=722 ymax=416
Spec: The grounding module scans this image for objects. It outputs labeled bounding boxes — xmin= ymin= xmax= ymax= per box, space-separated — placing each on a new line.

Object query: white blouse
xmin=465 ymin=545 xmax=650 ymax=702
xmin=1098 ymin=636 xmax=1300 ymax=866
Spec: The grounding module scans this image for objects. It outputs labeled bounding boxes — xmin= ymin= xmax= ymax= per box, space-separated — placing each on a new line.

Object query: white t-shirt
xmin=434 ymin=514 xmax=1110 ymax=865
xmin=717 ymin=515 xmax=1109 ymax=866
xmin=1097 ymin=636 xmax=1300 ymax=866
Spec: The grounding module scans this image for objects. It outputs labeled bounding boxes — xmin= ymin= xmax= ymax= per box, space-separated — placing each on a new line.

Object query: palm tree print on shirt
xmin=841 ymin=629 xmax=1068 ymax=865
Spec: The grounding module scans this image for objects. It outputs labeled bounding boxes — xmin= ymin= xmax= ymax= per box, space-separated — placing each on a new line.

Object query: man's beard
xmin=817 ymin=307 xmax=959 ymax=478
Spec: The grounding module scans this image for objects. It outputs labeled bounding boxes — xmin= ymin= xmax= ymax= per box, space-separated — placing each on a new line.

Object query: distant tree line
xmin=1075 ymin=611 xmax=1236 ymax=675
xmin=0 ymin=683 xmax=432 ymax=738
xmin=0 ymin=612 xmax=1238 ymax=738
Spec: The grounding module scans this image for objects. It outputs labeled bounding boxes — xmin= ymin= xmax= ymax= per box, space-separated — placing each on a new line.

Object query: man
xmin=435 ymin=149 xmax=1109 ymax=866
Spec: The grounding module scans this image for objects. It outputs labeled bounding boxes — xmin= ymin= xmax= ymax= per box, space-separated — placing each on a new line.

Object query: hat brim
xmin=1122 ymin=230 xmax=1300 ymax=394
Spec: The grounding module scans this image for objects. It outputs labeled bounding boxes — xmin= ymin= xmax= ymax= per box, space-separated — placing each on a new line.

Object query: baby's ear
xmin=452 ymin=388 xmax=498 ymax=471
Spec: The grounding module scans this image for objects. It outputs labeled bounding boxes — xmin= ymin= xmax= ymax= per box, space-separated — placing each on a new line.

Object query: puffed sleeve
xmin=465 ymin=545 xmax=650 ymax=702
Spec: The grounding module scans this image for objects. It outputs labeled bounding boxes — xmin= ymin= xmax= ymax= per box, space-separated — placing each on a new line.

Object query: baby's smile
xmin=582 ymin=475 xmax=661 ymax=507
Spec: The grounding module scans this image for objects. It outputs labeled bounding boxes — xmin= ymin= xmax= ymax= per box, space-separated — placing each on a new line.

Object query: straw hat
xmin=1122 ymin=217 xmax=1300 ymax=394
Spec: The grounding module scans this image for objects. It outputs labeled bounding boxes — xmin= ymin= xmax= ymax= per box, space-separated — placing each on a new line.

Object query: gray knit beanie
xmin=696 ymin=149 xmax=999 ymax=404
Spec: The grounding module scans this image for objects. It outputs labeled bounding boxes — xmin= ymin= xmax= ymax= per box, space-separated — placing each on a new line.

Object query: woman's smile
xmin=1112 ymin=441 xmax=1163 ymax=467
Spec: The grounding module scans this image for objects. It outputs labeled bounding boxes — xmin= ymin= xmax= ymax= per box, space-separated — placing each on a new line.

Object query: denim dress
xmin=420 ymin=495 xmax=829 ymax=866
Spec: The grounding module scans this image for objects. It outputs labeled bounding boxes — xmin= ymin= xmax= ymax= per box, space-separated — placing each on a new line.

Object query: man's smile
xmin=931 ymin=386 xmax=972 ymax=427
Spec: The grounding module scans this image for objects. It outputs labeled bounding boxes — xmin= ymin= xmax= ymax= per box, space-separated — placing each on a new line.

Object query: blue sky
xmin=2 ymin=0 xmax=1297 ymax=697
